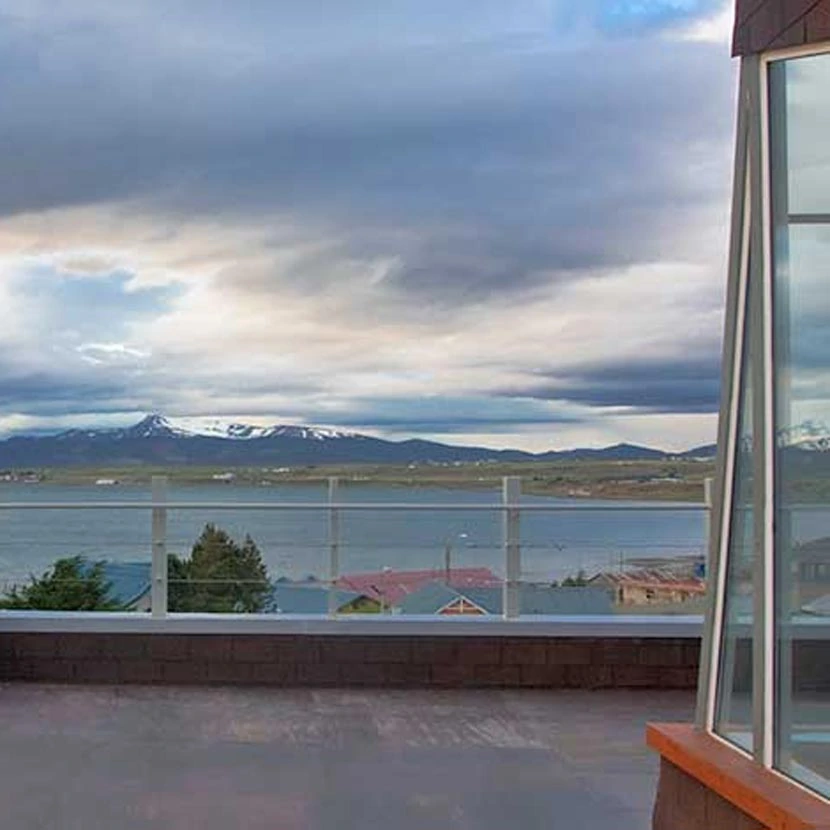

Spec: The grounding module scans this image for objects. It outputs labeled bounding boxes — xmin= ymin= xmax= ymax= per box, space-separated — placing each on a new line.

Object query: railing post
xmin=694 ymin=475 xmax=716 ymax=729
xmin=703 ymin=476 xmax=713 ymax=576
xmin=502 ymin=476 xmax=521 ymax=619
xmin=151 ymin=475 xmax=168 ymax=618
xmin=327 ymin=477 xmax=340 ymax=617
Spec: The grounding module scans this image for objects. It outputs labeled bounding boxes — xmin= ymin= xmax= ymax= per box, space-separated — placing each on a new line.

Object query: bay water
xmin=0 ymin=482 xmax=708 ymax=588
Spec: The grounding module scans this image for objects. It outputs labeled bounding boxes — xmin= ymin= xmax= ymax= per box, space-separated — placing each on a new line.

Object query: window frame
xmin=701 ymin=41 xmax=830 ymax=801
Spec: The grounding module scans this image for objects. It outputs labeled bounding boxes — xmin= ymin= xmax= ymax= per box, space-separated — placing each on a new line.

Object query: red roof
xmin=336 ymin=567 xmax=500 ymax=606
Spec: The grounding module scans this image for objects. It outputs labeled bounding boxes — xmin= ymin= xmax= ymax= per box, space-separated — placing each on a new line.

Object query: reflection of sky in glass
xmin=714 ymin=269 xmax=754 ymax=751
xmin=784 ymin=226 xmax=830 ymax=431
xmin=773 ymin=50 xmax=830 ymax=440
xmin=785 ymin=53 xmax=830 ymax=214
xmin=772 ymin=50 xmax=830 ymax=798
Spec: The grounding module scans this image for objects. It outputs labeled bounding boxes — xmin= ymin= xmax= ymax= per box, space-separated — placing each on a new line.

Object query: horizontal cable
xmin=0 ymin=540 xmax=704 ymax=552
xmin=0 ymin=501 xmax=708 ymax=511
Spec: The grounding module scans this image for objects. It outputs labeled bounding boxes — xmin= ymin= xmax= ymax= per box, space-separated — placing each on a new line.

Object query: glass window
xmin=714 ymin=264 xmax=755 ymax=753
xmin=769 ymin=52 xmax=830 ymax=798
xmin=778 ymin=53 xmax=830 ymax=216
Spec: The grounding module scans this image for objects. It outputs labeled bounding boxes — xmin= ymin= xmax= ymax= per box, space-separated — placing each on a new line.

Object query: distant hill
xmin=0 ymin=413 xmax=716 ymax=467
xmin=537 ymin=443 xmax=668 ymax=462
xmin=675 ymin=444 xmax=718 ymax=460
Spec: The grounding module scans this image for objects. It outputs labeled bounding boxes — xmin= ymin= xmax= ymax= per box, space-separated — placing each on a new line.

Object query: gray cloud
xmin=501 ymin=355 xmax=722 ymax=414
xmin=0 ymin=1 xmax=735 ymax=445
xmin=306 ymin=395 xmax=578 ymax=434
xmin=0 ymin=365 xmax=134 ymax=416
xmin=0 ymin=3 xmax=732 ymax=298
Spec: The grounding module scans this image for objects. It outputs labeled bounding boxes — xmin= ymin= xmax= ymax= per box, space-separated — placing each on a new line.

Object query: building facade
xmin=649 ymin=2 xmax=830 ymax=827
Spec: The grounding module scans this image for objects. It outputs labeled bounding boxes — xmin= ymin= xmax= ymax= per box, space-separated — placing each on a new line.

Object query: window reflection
xmin=714 ymin=279 xmax=754 ymax=751
xmin=770 ymin=52 xmax=830 ymax=798
xmin=781 ymin=53 xmax=830 ymax=216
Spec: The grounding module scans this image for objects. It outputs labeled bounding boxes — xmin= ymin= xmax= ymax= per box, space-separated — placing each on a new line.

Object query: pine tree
xmin=168 ymin=524 xmax=269 ymax=613
xmin=0 ymin=556 xmax=120 ymax=611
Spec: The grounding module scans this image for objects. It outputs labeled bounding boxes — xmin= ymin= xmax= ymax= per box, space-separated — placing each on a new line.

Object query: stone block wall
xmin=0 ymin=632 xmax=701 ymax=689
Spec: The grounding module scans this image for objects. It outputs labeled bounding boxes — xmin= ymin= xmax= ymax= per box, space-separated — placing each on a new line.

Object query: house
xmin=86 ymin=563 xmax=383 ymax=614
xmin=793 ymin=537 xmax=830 ymax=582
xmin=589 ymin=569 xmax=706 ymax=606
xmin=336 ymin=567 xmax=500 ymax=610
xmin=264 ymin=581 xmax=380 ymax=614
xmin=398 ymin=582 xmax=613 ymax=616
xmin=397 ymin=583 xmax=488 ymax=615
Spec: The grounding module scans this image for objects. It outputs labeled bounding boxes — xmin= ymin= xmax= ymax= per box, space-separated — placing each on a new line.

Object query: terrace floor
xmin=0 ymin=683 xmax=694 ymax=829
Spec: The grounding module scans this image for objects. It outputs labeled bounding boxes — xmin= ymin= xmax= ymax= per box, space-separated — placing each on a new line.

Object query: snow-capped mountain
xmin=0 ymin=413 xmax=716 ymax=467
xmin=123 ymin=414 xmax=358 ymax=442
xmin=0 ymin=413 xmax=530 ymax=467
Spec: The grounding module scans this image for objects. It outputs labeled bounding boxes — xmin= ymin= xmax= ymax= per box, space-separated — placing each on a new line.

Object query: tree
xmin=168 ymin=524 xmax=269 ymax=613
xmin=0 ymin=556 xmax=120 ymax=611
xmin=553 ymin=569 xmax=589 ymax=588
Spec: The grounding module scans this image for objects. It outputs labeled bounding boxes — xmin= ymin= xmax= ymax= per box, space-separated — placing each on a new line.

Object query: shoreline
xmin=0 ymin=458 xmax=715 ymax=503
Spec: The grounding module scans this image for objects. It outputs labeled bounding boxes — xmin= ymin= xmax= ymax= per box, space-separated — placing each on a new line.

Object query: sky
xmin=0 ymin=0 xmax=738 ymax=452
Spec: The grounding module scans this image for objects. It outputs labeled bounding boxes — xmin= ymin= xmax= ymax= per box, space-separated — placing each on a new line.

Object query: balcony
xmin=0 ymin=477 xmax=710 ymax=827
xmin=0 ymin=682 xmax=693 ymax=829
xmin=0 ymin=476 xmax=704 ymax=686
xmin=0 ymin=475 xmax=711 ymax=619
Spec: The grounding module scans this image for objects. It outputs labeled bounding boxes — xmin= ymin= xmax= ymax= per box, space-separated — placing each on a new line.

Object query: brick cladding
xmin=0 ymin=633 xmax=701 ymax=689
xmin=733 ymin=0 xmax=830 ymax=55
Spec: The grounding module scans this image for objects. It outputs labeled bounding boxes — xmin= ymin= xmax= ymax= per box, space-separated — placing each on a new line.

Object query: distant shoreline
xmin=0 ymin=458 xmax=715 ymax=503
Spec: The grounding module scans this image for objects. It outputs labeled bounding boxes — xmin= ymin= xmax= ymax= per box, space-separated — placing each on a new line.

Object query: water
xmin=0 ymin=482 xmax=708 ymax=586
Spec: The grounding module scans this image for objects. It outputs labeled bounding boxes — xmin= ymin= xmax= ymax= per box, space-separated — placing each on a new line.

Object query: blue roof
xmin=83 ymin=561 xmax=151 ymax=609
xmin=80 ymin=563 xmax=371 ymax=614
xmin=263 ymin=582 xmax=367 ymax=614
xmin=398 ymin=582 xmax=463 ymax=615
xmin=473 ymin=585 xmax=613 ymax=615
xmin=398 ymin=582 xmax=613 ymax=615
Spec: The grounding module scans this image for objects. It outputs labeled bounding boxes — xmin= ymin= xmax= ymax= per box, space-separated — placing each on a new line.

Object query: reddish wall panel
xmin=0 ymin=632 xmax=703 ymax=690
xmin=733 ymin=0 xmax=830 ymax=55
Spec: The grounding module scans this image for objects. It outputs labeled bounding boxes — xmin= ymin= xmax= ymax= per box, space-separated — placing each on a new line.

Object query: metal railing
xmin=0 ymin=475 xmax=713 ymax=620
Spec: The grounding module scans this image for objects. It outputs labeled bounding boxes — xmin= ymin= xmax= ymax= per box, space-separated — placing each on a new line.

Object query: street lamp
xmin=444 ymin=532 xmax=469 ymax=584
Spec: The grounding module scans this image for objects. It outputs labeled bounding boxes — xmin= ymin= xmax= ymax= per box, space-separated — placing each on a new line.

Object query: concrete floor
xmin=0 ymin=684 xmax=694 ymax=829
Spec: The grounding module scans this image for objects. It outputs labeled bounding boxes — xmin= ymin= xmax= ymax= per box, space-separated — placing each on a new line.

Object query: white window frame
xmin=702 ymin=40 xmax=830 ymax=801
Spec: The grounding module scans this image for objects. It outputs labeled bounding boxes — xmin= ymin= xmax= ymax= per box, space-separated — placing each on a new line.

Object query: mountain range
xmin=0 ymin=414 xmax=718 ymax=467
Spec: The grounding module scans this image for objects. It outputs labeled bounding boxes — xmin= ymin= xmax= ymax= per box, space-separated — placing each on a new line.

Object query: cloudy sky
xmin=0 ymin=0 xmax=737 ymax=451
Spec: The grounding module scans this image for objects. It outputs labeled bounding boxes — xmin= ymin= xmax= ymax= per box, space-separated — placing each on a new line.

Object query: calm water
xmin=0 ymin=482 xmax=709 ymax=586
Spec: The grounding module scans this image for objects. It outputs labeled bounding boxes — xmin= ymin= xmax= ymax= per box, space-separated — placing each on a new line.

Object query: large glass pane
xmin=770 ymin=53 xmax=830 ymax=798
xmin=714 ymin=272 xmax=755 ymax=753
xmin=778 ymin=52 xmax=830 ymax=216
